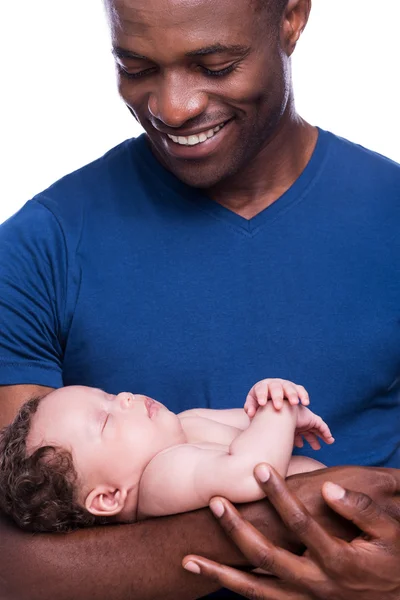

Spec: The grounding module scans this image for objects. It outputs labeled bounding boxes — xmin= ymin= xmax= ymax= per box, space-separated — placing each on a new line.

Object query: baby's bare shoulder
xmin=141 ymin=443 xmax=228 ymax=488
xmin=137 ymin=443 xmax=228 ymax=518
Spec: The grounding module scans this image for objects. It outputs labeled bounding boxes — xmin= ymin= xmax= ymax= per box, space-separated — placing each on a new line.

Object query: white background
xmin=0 ymin=0 xmax=399 ymax=224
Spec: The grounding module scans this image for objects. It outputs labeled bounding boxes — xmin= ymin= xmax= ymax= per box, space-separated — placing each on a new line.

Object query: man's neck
xmin=206 ymin=113 xmax=318 ymax=220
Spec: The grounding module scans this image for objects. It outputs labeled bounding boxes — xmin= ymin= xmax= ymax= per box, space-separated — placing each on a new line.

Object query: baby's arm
xmin=138 ymin=402 xmax=298 ymax=518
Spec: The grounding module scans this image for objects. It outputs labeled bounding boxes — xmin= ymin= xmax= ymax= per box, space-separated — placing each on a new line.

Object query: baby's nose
xmin=117 ymin=392 xmax=135 ymax=409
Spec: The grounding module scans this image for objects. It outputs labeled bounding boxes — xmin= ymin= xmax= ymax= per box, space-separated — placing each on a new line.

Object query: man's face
xmin=108 ymin=0 xmax=290 ymax=188
xmin=27 ymin=386 xmax=185 ymax=498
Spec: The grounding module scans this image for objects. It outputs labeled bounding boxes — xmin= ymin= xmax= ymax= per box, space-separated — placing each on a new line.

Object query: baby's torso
xmin=178 ymin=413 xmax=243 ymax=447
xmin=135 ymin=408 xmax=324 ymax=521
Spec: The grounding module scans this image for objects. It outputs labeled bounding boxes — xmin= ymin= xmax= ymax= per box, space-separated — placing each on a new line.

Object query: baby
xmin=0 ymin=378 xmax=334 ymax=532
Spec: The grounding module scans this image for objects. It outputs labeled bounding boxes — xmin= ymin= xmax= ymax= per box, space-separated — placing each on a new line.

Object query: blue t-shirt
xmin=0 ymin=129 xmax=399 ymax=471
xmin=1 ymin=128 xmax=399 ymax=600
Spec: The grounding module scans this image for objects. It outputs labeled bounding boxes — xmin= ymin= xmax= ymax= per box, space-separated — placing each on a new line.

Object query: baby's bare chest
xmin=179 ymin=416 xmax=240 ymax=447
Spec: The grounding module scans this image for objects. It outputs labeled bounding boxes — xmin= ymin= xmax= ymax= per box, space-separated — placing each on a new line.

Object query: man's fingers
xmin=208 ymin=497 xmax=313 ymax=582
xmin=322 ymin=481 xmax=400 ymax=541
xmin=182 ymin=555 xmax=311 ymax=600
xmin=253 ymin=464 xmax=339 ymax=560
xmin=183 ymin=557 xmax=266 ymax=599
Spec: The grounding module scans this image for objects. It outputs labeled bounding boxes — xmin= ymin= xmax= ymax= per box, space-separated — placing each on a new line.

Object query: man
xmin=0 ymin=0 xmax=399 ymax=599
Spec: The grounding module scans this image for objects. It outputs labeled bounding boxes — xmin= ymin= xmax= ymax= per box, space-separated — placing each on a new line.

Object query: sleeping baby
xmin=0 ymin=378 xmax=333 ymax=532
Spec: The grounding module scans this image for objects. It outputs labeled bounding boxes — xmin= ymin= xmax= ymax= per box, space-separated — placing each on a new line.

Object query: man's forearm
xmin=1 ymin=500 xmax=276 ymax=600
xmin=2 ymin=465 xmax=389 ymax=600
xmin=0 ymin=509 xmax=231 ymax=600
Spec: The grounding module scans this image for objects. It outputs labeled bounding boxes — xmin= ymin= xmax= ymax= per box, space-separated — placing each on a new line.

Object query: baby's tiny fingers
xmin=244 ymin=398 xmax=257 ymax=418
xmin=318 ymin=421 xmax=335 ymax=443
xmin=269 ymin=382 xmax=284 ymax=409
xmin=283 ymin=385 xmax=300 ymax=405
xmin=281 ymin=381 xmax=300 ymax=405
xmin=294 ymin=433 xmax=304 ymax=448
xmin=257 ymin=393 xmax=268 ymax=406
xmin=295 ymin=385 xmax=310 ymax=405
xmin=303 ymin=432 xmax=321 ymax=450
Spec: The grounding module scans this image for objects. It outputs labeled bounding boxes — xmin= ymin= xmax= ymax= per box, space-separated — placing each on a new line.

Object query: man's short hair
xmin=254 ymin=0 xmax=288 ymax=14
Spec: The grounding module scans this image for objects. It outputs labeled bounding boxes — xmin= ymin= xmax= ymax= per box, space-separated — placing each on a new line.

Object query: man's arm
xmin=0 ymin=387 xmax=396 ymax=600
xmin=0 ymin=384 xmax=287 ymax=600
xmin=183 ymin=465 xmax=400 ymax=600
xmin=0 ymin=384 xmax=55 ymax=426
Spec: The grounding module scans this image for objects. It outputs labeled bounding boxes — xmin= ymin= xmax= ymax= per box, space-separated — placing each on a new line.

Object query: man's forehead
xmin=105 ymin=0 xmax=267 ymax=53
xmin=106 ymin=0 xmax=256 ymax=32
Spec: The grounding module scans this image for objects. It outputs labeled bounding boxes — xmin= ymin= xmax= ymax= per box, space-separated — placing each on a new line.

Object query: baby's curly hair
xmin=0 ymin=396 xmax=109 ymax=532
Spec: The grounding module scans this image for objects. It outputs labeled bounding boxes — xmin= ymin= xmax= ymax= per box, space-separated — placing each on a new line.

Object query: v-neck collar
xmin=133 ymin=127 xmax=332 ymax=237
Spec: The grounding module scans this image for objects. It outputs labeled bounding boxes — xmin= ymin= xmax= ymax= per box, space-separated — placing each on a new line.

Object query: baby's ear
xmin=85 ymin=486 xmax=127 ymax=517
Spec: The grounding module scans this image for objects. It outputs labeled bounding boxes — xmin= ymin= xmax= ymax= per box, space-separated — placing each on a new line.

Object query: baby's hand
xmin=244 ymin=378 xmax=310 ymax=417
xmin=294 ymin=406 xmax=335 ymax=450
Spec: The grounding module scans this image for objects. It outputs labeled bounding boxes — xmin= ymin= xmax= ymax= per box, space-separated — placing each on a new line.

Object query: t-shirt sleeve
xmin=0 ymin=200 xmax=67 ymax=388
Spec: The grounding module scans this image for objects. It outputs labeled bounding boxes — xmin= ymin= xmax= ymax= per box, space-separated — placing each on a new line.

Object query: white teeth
xmin=167 ymin=122 xmax=226 ymax=146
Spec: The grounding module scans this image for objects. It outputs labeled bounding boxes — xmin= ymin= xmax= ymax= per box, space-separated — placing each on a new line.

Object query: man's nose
xmin=148 ymin=72 xmax=208 ymax=128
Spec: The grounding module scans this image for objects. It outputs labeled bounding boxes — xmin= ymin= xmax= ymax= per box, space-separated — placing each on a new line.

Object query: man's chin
xmin=147 ymin=132 xmax=241 ymax=190
xmin=160 ymin=153 xmax=239 ymax=189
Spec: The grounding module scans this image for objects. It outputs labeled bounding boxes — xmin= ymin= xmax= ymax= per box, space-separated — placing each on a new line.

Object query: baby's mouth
xmin=144 ymin=397 xmax=158 ymax=419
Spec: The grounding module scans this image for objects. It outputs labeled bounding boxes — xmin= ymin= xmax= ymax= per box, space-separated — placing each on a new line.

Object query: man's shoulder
xmin=0 ymin=136 xmax=153 ymax=254
xmin=35 ymin=135 xmax=145 ymax=212
xmin=327 ymin=129 xmax=400 ymax=182
xmin=318 ymin=130 xmax=400 ymax=216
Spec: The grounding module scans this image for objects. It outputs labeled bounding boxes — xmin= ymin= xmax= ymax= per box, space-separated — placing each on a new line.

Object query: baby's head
xmin=0 ymin=386 xmax=185 ymax=532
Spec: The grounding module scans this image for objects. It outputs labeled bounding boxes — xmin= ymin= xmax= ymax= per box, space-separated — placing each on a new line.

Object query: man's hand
xmin=183 ymin=464 xmax=400 ymax=600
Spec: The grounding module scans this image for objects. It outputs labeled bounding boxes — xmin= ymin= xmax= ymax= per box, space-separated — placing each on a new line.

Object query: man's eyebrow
xmin=112 ymin=44 xmax=250 ymax=61
xmin=112 ymin=47 xmax=149 ymax=61
xmin=185 ymin=44 xmax=250 ymax=57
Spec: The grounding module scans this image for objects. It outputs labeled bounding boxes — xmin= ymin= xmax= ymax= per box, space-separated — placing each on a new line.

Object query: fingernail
xmin=325 ymin=482 xmax=345 ymax=500
xmin=183 ymin=561 xmax=201 ymax=574
xmin=255 ymin=464 xmax=270 ymax=482
xmin=210 ymin=499 xmax=225 ymax=518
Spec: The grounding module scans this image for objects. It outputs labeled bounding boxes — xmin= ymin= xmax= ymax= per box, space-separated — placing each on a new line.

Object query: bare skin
xmin=110 ymin=0 xmax=317 ymax=218
xmin=183 ymin=465 xmax=400 ymax=600
xmin=1 ymin=0 xmax=399 ymax=598
xmin=0 ymin=386 xmax=399 ymax=600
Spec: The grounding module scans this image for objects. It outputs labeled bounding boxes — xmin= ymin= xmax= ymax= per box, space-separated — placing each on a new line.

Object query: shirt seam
xmin=0 ymin=360 xmax=61 ymax=371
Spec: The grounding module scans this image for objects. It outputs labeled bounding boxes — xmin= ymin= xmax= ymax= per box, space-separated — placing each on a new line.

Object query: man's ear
xmin=280 ymin=0 xmax=311 ymax=56
xmin=85 ymin=486 xmax=128 ymax=517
